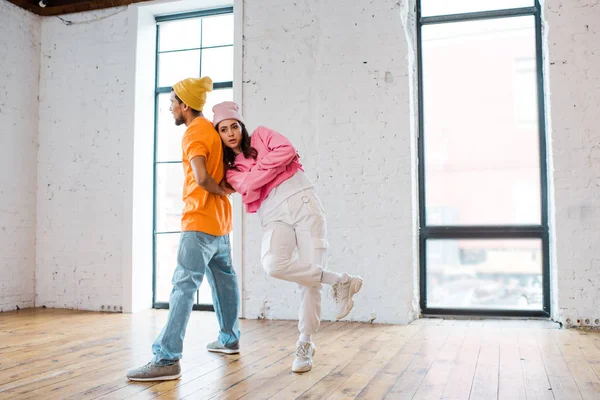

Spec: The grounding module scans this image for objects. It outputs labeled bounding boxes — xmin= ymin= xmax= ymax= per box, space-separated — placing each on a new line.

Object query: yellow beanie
xmin=173 ymin=76 xmax=213 ymax=112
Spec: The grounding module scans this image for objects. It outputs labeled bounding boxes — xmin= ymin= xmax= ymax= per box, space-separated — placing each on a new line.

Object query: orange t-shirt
xmin=180 ymin=117 xmax=232 ymax=236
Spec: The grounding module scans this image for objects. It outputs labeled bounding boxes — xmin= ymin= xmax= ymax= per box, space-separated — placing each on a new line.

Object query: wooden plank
xmin=577 ymin=330 xmax=600 ymax=385
xmin=498 ymin=343 xmax=527 ymax=400
xmin=409 ymin=327 xmax=464 ymax=400
xmin=439 ymin=328 xmax=481 ymax=400
xmin=409 ymin=361 xmax=454 ymax=400
xmin=88 ymin=321 xmax=301 ymax=400
xmin=470 ymin=344 xmax=499 ymax=400
xmin=383 ymin=325 xmax=451 ymax=399
xmin=128 ymin=322 xmax=356 ymax=400
xmin=555 ymin=330 xmax=600 ymax=400
xmin=353 ymin=324 xmax=428 ymax=399
xmin=49 ymin=321 xmax=298 ymax=400
xmin=219 ymin=323 xmax=366 ymax=400
xmin=261 ymin=324 xmax=391 ymax=400
xmin=282 ymin=326 xmax=413 ymax=399
xmin=536 ymin=330 xmax=582 ymax=400
xmin=519 ymin=331 xmax=554 ymax=400
xmin=0 ymin=312 xmax=288 ymax=399
xmin=2 ymin=309 xmax=599 ymax=400
xmin=295 ymin=325 xmax=422 ymax=400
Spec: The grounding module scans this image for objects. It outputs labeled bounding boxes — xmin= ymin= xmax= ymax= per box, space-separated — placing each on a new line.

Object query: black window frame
xmin=152 ymin=7 xmax=234 ymax=312
xmin=416 ymin=0 xmax=550 ymax=317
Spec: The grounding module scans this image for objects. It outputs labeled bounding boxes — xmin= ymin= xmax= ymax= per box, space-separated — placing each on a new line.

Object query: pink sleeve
xmin=226 ymin=165 xmax=286 ymax=204
xmin=254 ymin=126 xmax=298 ymax=170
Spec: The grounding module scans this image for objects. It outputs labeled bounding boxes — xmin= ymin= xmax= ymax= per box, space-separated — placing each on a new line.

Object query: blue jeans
xmin=151 ymin=231 xmax=240 ymax=364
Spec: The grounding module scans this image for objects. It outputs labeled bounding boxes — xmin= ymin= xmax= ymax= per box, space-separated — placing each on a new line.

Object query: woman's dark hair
xmin=219 ymin=121 xmax=258 ymax=169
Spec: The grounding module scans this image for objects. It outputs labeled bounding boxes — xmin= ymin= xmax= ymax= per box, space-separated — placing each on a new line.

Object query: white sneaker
xmin=292 ymin=341 xmax=316 ymax=373
xmin=332 ymin=274 xmax=363 ymax=320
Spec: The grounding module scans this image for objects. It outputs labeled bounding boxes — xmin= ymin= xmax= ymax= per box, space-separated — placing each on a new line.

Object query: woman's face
xmin=217 ymin=119 xmax=243 ymax=153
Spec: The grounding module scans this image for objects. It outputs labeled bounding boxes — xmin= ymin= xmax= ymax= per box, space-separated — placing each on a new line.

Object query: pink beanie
xmin=212 ymin=101 xmax=245 ymax=127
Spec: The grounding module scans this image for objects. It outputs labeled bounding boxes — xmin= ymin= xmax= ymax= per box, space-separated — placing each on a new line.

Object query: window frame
xmin=152 ymin=7 xmax=234 ymax=312
xmin=416 ymin=0 xmax=550 ymax=317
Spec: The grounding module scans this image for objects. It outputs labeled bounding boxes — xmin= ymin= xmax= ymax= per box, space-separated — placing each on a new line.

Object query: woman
xmin=212 ymin=101 xmax=362 ymax=373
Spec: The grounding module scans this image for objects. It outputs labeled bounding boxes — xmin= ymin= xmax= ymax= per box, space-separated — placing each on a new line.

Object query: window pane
xmin=202 ymin=14 xmax=234 ymax=47
xmin=426 ymin=239 xmax=543 ymax=310
xmin=156 ymin=93 xmax=185 ymax=162
xmin=155 ymin=163 xmax=184 ymax=233
xmin=198 ymin=277 xmax=213 ymax=304
xmin=201 ymin=46 xmax=233 ymax=83
xmin=421 ymin=0 xmax=533 ymax=17
xmin=155 ymin=233 xmax=180 ymax=303
xmin=158 ymin=19 xmax=201 ymax=52
xmin=203 ymin=88 xmax=234 ymax=121
xmin=158 ymin=50 xmax=201 ymax=88
xmin=422 ymin=16 xmax=541 ymax=226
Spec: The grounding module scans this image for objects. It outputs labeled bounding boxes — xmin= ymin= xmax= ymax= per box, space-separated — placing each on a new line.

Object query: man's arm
xmin=190 ymin=156 xmax=234 ymax=196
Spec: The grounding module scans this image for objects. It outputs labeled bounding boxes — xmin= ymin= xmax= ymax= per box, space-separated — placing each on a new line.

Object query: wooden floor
xmin=0 ymin=310 xmax=599 ymax=400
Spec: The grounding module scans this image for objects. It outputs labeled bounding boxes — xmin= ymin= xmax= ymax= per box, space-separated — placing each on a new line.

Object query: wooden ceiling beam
xmin=5 ymin=0 xmax=154 ymax=16
xmin=5 ymin=0 xmax=39 ymax=14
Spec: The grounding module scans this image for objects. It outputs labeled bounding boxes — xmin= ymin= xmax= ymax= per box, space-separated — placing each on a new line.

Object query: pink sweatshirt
xmin=226 ymin=126 xmax=302 ymax=213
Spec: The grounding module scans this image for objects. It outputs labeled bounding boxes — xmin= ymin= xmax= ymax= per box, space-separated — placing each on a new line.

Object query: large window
xmin=417 ymin=1 xmax=549 ymax=316
xmin=153 ymin=8 xmax=234 ymax=310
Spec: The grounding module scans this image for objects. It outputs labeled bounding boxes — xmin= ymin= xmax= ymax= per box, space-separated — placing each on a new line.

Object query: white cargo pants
xmin=259 ymin=188 xmax=328 ymax=336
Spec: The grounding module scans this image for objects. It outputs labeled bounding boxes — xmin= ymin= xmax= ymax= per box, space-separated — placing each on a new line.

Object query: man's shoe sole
xmin=207 ymin=347 xmax=240 ymax=355
xmin=127 ymin=373 xmax=181 ymax=382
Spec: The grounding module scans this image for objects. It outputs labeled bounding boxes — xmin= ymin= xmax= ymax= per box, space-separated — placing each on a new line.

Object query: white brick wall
xmin=545 ymin=0 xmax=600 ymax=326
xmin=35 ymin=9 xmax=135 ymax=311
xmin=0 ymin=1 xmax=40 ymax=312
xmin=2 ymin=0 xmax=599 ymax=325
xmin=240 ymin=0 xmax=419 ymax=324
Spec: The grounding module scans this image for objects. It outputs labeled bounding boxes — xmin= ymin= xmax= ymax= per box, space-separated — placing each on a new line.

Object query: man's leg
xmin=204 ymin=233 xmax=240 ymax=348
xmin=151 ymin=231 xmax=216 ymax=363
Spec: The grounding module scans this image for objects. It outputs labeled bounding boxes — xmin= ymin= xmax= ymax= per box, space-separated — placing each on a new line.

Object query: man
xmin=127 ymin=76 xmax=240 ymax=381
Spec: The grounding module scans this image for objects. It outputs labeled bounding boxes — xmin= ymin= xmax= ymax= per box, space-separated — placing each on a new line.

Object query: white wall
xmin=34 ymin=0 xmax=236 ymax=313
xmin=0 ymin=1 xmax=40 ymax=312
xmin=35 ymin=8 xmax=136 ymax=311
xmin=545 ymin=0 xmax=600 ymax=326
xmin=29 ymin=0 xmax=419 ymax=322
xmin=127 ymin=6 xmax=155 ymax=314
xmin=3 ymin=0 xmax=599 ymax=326
xmin=240 ymin=0 xmax=419 ymax=324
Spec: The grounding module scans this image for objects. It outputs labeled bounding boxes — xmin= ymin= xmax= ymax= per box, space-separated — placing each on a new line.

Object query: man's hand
xmin=190 ymin=156 xmax=230 ymax=197
xmin=220 ymin=179 xmax=235 ymax=195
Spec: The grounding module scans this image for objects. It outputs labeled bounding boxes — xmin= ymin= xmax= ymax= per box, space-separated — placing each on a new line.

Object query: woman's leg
xmin=295 ymin=241 xmax=324 ymax=340
xmin=293 ymin=190 xmax=363 ymax=321
xmin=260 ymin=221 xmax=322 ymax=287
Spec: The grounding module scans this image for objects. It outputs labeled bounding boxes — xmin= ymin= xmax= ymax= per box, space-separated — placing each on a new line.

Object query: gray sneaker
xmin=206 ymin=340 xmax=240 ymax=354
xmin=126 ymin=361 xmax=181 ymax=382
